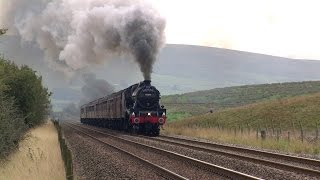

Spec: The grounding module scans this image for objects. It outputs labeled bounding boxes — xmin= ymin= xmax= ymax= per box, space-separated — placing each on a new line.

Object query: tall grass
xmin=164 ymin=93 xmax=320 ymax=155
xmin=163 ymin=126 xmax=320 ymax=155
xmin=0 ymin=121 xmax=66 ymax=180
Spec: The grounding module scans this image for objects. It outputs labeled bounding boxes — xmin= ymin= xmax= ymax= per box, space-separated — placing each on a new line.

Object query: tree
xmin=0 ymin=59 xmax=51 ymax=127
xmin=4 ymin=65 xmax=51 ymax=127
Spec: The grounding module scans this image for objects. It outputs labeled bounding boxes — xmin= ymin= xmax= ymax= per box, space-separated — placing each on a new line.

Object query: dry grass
xmin=0 ymin=121 xmax=66 ymax=180
xmin=162 ymin=126 xmax=320 ymax=155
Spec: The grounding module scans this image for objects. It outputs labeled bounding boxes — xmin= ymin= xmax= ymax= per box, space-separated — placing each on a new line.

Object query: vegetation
xmin=0 ymin=92 xmax=27 ymax=159
xmin=164 ymin=93 xmax=320 ymax=154
xmin=161 ymin=81 xmax=320 ymax=121
xmin=163 ymin=126 xmax=320 ymax=155
xmin=53 ymin=120 xmax=74 ymax=180
xmin=0 ymin=121 xmax=66 ymax=180
xmin=0 ymin=31 xmax=51 ymax=159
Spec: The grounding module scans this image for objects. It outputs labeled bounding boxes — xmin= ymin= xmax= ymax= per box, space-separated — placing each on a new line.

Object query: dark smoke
xmin=61 ymin=73 xmax=114 ymax=119
xmin=80 ymin=73 xmax=114 ymax=105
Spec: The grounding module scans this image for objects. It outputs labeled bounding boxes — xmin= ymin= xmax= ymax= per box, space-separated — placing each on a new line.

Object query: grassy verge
xmin=0 ymin=121 xmax=66 ymax=180
xmin=53 ymin=120 xmax=73 ymax=180
xmin=162 ymin=126 xmax=320 ymax=155
xmin=164 ymin=93 xmax=320 ymax=155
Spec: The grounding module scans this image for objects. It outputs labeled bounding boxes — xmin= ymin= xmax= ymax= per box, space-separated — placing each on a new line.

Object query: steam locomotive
xmin=80 ymin=80 xmax=167 ymax=136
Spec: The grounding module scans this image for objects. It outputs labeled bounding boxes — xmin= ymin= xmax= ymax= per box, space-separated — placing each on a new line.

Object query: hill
xmin=164 ymin=93 xmax=320 ymax=154
xmin=168 ymin=92 xmax=320 ymax=131
xmin=3 ymin=36 xmax=320 ymax=110
xmin=153 ymin=44 xmax=320 ymax=94
xmin=161 ymin=81 xmax=320 ymax=121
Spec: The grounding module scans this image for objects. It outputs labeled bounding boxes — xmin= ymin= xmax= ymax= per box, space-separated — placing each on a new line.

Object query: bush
xmin=0 ymin=60 xmax=51 ymax=127
xmin=0 ymin=92 xmax=27 ymax=159
xmin=0 ymin=54 xmax=51 ymax=159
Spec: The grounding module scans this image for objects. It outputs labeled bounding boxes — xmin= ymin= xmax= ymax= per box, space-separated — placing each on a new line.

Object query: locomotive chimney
xmin=144 ymin=80 xmax=151 ymax=86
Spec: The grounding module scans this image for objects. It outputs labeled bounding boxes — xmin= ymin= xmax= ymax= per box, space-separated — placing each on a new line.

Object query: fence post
xmin=261 ymin=130 xmax=266 ymax=140
xmin=240 ymin=126 xmax=244 ymax=134
xmin=271 ymin=119 xmax=275 ymax=135
xmin=299 ymin=121 xmax=304 ymax=143
xmin=316 ymin=122 xmax=319 ymax=141
xmin=279 ymin=122 xmax=282 ymax=134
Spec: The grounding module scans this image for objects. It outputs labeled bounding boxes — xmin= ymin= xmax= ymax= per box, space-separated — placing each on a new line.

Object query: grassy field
xmin=0 ymin=121 xmax=66 ymax=180
xmin=161 ymin=81 xmax=320 ymax=121
xmin=163 ymin=93 xmax=320 ymax=154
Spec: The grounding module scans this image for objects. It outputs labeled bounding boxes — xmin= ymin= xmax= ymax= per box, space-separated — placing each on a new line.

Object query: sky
xmin=149 ymin=0 xmax=320 ymax=60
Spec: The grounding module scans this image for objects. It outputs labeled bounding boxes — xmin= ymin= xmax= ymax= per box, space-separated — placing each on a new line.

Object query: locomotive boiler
xmin=80 ymin=80 xmax=167 ymax=135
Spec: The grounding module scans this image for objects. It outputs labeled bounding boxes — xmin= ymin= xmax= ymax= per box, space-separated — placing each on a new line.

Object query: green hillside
xmin=161 ymin=81 xmax=320 ymax=121
xmin=168 ymin=92 xmax=320 ymax=130
xmin=164 ymin=93 xmax=320 ymax=154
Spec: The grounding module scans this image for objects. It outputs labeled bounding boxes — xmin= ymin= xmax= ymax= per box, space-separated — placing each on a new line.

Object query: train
xmin=80 ymin=80 xmax=167 ymax=136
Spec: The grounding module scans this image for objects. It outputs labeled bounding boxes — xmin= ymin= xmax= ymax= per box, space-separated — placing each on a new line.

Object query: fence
xmin=52 ymin=120 xmax=74 ymax=180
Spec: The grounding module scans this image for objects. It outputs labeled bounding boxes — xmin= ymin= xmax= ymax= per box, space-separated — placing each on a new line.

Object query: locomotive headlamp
xmin=159 ymin=118 xmax=165 ymax=124
xmin=132 ymin=112 xmax=135 ymax=117
xmin=134 ymin=118 xmax=140 ymax=124
xmin=147 ymin=112 xmax=151 ymax=116
xmin=162 ymin=112 xmax=166 ymax=117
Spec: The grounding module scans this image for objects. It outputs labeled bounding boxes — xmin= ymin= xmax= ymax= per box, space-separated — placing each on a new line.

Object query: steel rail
xmin=66 ymin=124 xmax=188 ymax=180
xmin=69 ymin=123 xmax=260 ymax=180
xmin=160 ymin=135 xmax=320 ymax=167
xmin=135 ymin=135 xmax=320 ymax=177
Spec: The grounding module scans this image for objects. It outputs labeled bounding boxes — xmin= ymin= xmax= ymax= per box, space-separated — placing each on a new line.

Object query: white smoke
xmin=0 ymin=0 xmax=166 ymax=79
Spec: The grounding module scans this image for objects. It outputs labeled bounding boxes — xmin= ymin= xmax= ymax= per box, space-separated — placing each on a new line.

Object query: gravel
xmin=62 ymin=125 xmax=165 ymax=180
xmin=122 ymin=134 xmax=319 ymax=180
xmin=77 ymin=126 xmax=225 ymax=180
xmin=68 ymin=123 xmax=319 ymax=179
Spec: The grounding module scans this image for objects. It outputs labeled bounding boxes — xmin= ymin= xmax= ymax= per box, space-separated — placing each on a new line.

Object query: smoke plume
xmin=0 ymin=0 xmax=166 ymax=80
xmin=80 ymin=73 xmax=114 ymax=105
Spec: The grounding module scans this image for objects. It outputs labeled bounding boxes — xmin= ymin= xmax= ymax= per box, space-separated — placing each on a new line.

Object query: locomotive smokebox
xmin=144 ymin=80 xmax=151 ymax=86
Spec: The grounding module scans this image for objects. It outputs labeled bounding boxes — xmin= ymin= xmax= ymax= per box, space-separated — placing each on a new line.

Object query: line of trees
xmin=0 ymin=30 xmax=51 ymax=159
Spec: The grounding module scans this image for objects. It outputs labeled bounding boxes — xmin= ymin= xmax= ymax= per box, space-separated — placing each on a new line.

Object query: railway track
xmin=66 ymin=124 xmax=187 ymax=180
xmin=71 ymin=122 xmax=320 ymax=179
xmin=152 ymin=135 xmax=320 ymax=177
xmin=159 ymin=135 xmax=320 ymax=167
xmin=66 ymin=123 xmax=260 ymax=180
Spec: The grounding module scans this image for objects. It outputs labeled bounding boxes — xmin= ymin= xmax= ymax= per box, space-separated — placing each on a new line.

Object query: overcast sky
xmin=1 ymin=0 xmax=319 ymax=60
xmin=149 ymin=0 xmax=320 ymax=60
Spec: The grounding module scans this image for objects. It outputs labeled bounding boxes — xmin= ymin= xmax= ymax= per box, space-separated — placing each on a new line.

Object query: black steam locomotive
xmin=80 ymin=80 xmax=167 ymax=135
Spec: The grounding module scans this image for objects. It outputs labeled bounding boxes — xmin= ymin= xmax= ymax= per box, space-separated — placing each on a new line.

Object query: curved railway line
xmin=158 ymin=135 xmax=320 ymax=168
xmin=66 ymin=122 xmax=260 ymax=180
xmin=146 ymin=135 xmax=320 ymax=177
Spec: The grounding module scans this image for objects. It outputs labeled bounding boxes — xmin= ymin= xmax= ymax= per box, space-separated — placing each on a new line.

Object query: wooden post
xmin=288 ymin=131 xmax=290 ymax=143
xmin=299 ymin=121 xmax=304 ymax=143
xmin=271 ymin=119 xmax=275 ymax=135
xmin=241 ymin=126 xmax=244 ymax=134
xmin=279 ymin=122 xmax=282 ymax=134
xmin=291 ymin=119 xmax=295 ymax=135
xmin=316 ymin=122 xmax=319 ymax=141
xmin=261 ymin=130 xmax=266 ymax=140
